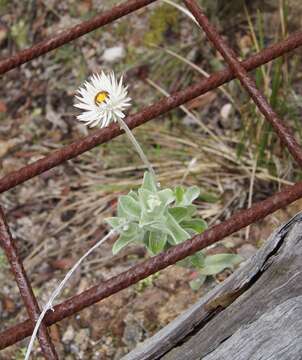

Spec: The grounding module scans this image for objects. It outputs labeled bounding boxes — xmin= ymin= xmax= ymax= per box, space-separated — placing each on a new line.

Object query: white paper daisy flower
xmin=74 ymin=71 xmax=131 ymax=128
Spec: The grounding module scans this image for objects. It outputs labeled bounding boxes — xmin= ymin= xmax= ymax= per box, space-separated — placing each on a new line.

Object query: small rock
xmin=237 ymin=244 xmax=258 ymax=260
xmin=182 ymin=114 xmax=198 ymax=127
xmin=219 ymin=103 xmax=241 ymax=130
xmin=238 ymin=34 xmax=253 ymax=55
xmin=75 ymin=328 xmax=90 ymax=352
xmin=122 ymin=314 xmax=143 ymax=349
xmin=220 ymin=103 xmax=232 ymax=120
xmin=0 ymin=139 xmax=16 ymax=158
xmin=62 ymin=325 xmax=75 ymax=343
xmin=2 ymin=295 xmax=16 ymax=315
xmin=114 ymin=348 xmax=127 ymax=360
xmin=76 ymin=0 xmax=92 ymax=15
xmin=102 ymin=45 xmax=125 ymax=63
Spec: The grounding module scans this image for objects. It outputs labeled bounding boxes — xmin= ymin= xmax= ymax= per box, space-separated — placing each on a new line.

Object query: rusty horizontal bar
xmin=1 ymin=180 xmax=302 ymax=349
xmin=1 ymin=31 xmax=302 ymax=194
xmin=0 ymin=207 xmax=58 ymax=358
xmin=184 ymin=0 xmax=302 ymax=168
xmin=0 ymin=0 xmax=157 ymax=75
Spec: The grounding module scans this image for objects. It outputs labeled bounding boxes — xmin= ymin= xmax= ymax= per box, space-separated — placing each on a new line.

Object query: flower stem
xmin=117 ymin=118 xmax=156 ymax=178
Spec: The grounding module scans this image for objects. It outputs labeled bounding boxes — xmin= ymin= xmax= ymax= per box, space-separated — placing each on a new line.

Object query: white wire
xmin=24 ymin=228 xmax=117 ymax=360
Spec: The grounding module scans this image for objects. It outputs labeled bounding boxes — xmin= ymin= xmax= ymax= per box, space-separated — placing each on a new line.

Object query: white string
xmin=24 ymin=228 xmax=117 ymax=360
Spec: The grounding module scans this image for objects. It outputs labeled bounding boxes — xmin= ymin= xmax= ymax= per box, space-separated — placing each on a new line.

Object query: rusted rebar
xmin=183 ymin=0 xmax=302 ymax=168
xmin=0 ymin=0 xmax=157 ymax=75
xmin=1 ymin=179 xmax=302 ymax=349
xmin=1 ymin=31 xmax=302 ymax=194
xmin=1 ymin=0 xmax=302 ymax=355
xmin=0 ymin=207 xmax=58 ymax=359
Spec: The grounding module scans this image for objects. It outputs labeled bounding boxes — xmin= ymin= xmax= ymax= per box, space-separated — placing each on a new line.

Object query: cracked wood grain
xmin=124 ymin=213 xmax=302 ymax=360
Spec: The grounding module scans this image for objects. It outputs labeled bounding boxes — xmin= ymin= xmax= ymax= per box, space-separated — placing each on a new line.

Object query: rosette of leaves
xmin=107 ymin=172 xmax=242 ymax=289
xmin=106 ymin=172 xmax=206 ymax=255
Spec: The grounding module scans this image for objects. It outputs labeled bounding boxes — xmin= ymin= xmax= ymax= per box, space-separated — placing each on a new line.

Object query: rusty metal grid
xmin=1 ymin=0 xmax=302 ymax=357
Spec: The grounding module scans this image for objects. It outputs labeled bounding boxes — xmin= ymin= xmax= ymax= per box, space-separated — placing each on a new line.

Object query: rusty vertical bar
xmin=183 ymin=0 xmax=302 ymax=168
xmin=0 ymin=207 xmax=58 ymax=359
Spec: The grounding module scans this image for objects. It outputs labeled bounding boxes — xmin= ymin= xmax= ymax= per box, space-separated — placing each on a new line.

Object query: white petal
xmin=74 ymin=103 xmax=95 ymax=111
xmin=114 ymin=109 xmax=125 ymax=118
xmin=88 ymin=118 xmax=102 ymax=128
xmin=77 ymin=111 xmax=97 ymax=122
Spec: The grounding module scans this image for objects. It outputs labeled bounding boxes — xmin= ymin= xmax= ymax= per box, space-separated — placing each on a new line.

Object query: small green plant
xmin=107 ymin=171 xmax=206 ymax=256
xmin=26 ymin=59 xmax=247 ymax=357
xmin=135 ymin=273 xmax=159 ymax=293
xmin=107 ymin=172 xmax=242 ymax=289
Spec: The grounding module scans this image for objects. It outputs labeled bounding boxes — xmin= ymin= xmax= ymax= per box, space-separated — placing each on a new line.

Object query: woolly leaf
xmin=138 ymin=189 xmax=156 ymax=211
xmin=112 ymin=233 xmax=135 ymax=255
xmin=119 ymin=195 xmax=141 ymax=220
xmin=168 ymin=207 xmax=189 ymax=222
xmin=106 ymin=217 xmax=125 ymax=230
xmin=175 ymin=185 xmax=185 ymax=205
xmin=190 ymin=251 xmax=206 ymax=268
xmin=142 ymin=171 xmax=157 ymax=192
xmin=164 ymin=213 xmax=190 ymax=244
xmin=199 ymin=254 xmax=242 ymax=275
xmin=178 ymin=251 xmax=205 ymax=269
xmin=150 ymin=215 xmax=190 ymax=245
xmin=112 ymin=224 xmax=143 ymax=255
xmin=183 ymin=186 xmax=200 ymax=206
xmin=189 ymin=275 xmax=207 ymax=291
xmin=122 ymin=223 xmax=141 ymax=237
xmin=128 ymin=190 xmax=139 ymax=200
xmin=148 ymin=231 xmax=167 ymax=255
xmin=199 ymin=191 xmax=219 ymax=203
xmin=157 ymin=189 xmax=175 ymax=207
xmin=181 ymin=219 xmax=208 ymax=234
xmin=138 ymin=189 xmax=172 ymax=223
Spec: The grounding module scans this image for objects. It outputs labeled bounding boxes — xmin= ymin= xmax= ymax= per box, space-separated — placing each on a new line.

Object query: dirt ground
xmin=1 ymin=0 xmax=302 ymax=359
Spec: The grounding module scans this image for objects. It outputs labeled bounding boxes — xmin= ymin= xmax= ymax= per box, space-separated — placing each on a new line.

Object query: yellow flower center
xmin=95 ymin=91 xmax=109 ymax=105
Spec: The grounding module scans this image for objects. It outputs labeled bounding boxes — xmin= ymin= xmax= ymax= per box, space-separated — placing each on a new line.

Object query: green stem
xmin=117 ymin=118 xmax=156 ymax=179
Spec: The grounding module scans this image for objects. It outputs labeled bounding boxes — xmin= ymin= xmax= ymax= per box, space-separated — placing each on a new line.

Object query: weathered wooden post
xmin=124 ymin=213 xmax=302 ymax=360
